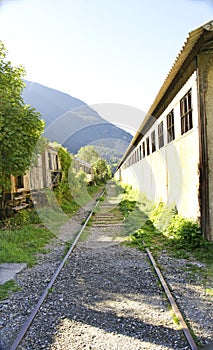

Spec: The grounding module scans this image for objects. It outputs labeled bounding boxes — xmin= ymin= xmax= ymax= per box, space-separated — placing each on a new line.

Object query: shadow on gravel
xmin=35 ymin=247 xmax=191 ymax=350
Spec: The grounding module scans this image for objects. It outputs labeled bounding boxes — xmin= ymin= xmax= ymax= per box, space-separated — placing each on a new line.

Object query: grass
xmin=0 ymin=224 xmax=55 ymax=266
xmin=0 ymin=280 xmax=20 ymax=300
xmin=79 ymin=228 xmax=91 ymax=242
xmin=118 ymin=183 xmax=213 ymax=289
xmin=58 ymin=183 xmax=104 ymax=216
xmin=0 ymin=183 xmax=105 ymax=301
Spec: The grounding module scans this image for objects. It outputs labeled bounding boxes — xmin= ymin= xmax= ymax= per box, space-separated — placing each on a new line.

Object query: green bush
xmin=119 ymin=199 xmax=137 ymax=216
xmin=165 ymin=215 xmax=205 ymax=248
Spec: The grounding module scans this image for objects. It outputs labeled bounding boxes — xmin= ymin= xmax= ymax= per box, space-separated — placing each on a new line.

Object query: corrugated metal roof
xmin=119 ymin=20 xmax=213 ymax=166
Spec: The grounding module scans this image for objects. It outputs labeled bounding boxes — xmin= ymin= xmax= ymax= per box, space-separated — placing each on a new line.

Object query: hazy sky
xmin=0 ymin=0 xmax=212 ymax=132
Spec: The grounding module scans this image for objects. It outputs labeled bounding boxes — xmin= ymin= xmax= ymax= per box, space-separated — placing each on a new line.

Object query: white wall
xmin=118 ymin=71 xmax=200 ymax=219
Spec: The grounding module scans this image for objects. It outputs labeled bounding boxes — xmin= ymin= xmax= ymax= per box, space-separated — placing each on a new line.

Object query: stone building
xmin=115 ymin=21 xmax=213 ymax=241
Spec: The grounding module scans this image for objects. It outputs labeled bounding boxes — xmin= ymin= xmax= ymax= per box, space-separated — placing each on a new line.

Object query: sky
xmin=0 ymin=0 xmax=212 ymax=133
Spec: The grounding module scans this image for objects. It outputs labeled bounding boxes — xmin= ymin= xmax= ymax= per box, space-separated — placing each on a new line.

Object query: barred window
xmin=146 ymin=137 xmax=150 ymax=156
xmin=167 ymin=110 xmax=175 ymax=143
xmin=158 ymin=121 xmax=164 ymax=148
xmin=180 ymin=89 xmax=193 ymax=134
xmin=151 ymin=130 xmax=156 ymax=152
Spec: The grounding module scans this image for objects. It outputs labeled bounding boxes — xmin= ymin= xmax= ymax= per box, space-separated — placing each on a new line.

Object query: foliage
xmin=93 ymin=145 xmax=123 ymax=173
xmin=150 ymin=201 xmax=177 ymax=232
xmin=76 ymin=145 xmax=100 ymax=165
xmin=119 ymin=183 xmax=213 ymax=257
xmin=54 ymin=146 xmax=104 ymax=213
xmin=0 ymin=224 xmax=54 ymax=266
xmin=0 ymin=209 xmax=41 ymax=230
xmin=55 ymin=146 xmax=74 ymax=203
xmin=164 ymin=215 xmax=206 ymax=249
xmin=119 ymin=199 xmax=137 ymax=215
xmin=93 ymin=159 xmax=111 ymax=184
xmin=0 ymin=42 xmax=44 ymax=204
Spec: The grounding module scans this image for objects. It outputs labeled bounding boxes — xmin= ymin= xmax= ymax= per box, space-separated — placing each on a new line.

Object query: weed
xmin=118 ymin=183 xmax=213 ymax=284
xmin=0 ymin=280 xmax=20 ymax=301
xmin=205 ymin=288 xmax=213 ymax=296
xmin=170 ymin=311 xmax=180 ymax=326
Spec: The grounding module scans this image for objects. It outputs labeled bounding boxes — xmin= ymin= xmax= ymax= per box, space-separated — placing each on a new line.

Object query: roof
xmin=74 ymin=157 xmax=92 ymax=168
xmin=118 ymin=20 xmax=213 ymax=167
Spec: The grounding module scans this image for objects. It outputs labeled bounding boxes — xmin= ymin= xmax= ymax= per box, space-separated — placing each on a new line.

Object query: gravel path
xmin=0 ymin=182 xmax=212 ymax=349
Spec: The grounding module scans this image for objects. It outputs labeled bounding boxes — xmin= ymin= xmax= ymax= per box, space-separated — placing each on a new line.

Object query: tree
xmin=76 ymin=145 xmax=100 ymax=165
xmin=0 ymin=42 xmax=44 ymax=206
xmin=93 ymin=159 xmax=111 ymax=184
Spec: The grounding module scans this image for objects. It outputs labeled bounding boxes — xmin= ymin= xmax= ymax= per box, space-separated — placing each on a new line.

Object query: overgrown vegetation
xmin=0 ymin=223 xmax=54 ymax=266
xmin=76 ymin=145 xmax=111 ymax=184
xmin=118 ymin=183 xmax=213 ymax=287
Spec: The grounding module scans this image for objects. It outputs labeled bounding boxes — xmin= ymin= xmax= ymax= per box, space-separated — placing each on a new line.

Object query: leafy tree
xmin=93 ymin=159 xmax=111 ymax=184
xmin=0 ymin=42 xmax=44 ymax=206
xmin=76 ymin=145 xmax=100 ymax=165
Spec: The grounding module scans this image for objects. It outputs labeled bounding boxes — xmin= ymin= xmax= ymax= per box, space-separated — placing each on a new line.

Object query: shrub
xmin=165 ymin=215 xmax=205 ymax=248
xmin=119 ymin=199 xmax=137 ymax=216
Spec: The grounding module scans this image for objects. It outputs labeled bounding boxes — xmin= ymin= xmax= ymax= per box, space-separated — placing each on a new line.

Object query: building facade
xmin=115 ymin=21 xmax=213 ymax=241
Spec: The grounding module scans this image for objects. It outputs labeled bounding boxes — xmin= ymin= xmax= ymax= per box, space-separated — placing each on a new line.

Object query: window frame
xmin=146 ymin=137 xmax=150 ymax=156
xmin=167 ymin=109 xmax=175 ymax=143
xmin=151 ymin=130 xmax=156 ymax=153
xmin=142 ymin=141 xmax=145 ymax=158
xmin=158 ymin=121 xmax=164 ymax=148
xmin=180 ymin=89 xmax=193 ymax=135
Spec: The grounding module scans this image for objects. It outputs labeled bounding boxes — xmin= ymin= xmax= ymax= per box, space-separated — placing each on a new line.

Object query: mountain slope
xmin=22 ymin=81 xmax=132 ymax=155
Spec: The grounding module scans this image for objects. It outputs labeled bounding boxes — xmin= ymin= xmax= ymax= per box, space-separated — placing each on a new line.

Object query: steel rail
xmin=143 ymin=242 xmax=198 ymax=350
xmin=9 ymin=189 xmax=105 ymax=350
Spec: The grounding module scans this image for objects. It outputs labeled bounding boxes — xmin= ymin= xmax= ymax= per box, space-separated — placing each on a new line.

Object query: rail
xmin=9 ymin=188 xmax=105 ymax=350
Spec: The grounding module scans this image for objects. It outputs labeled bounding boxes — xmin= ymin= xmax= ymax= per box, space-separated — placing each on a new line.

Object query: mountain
xmin=22 ymin=81 xmax=132 ymax=155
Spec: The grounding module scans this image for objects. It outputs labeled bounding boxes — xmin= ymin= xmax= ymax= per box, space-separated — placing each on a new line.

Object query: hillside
xmin=22 ymin=81 xmax=132 ymax=156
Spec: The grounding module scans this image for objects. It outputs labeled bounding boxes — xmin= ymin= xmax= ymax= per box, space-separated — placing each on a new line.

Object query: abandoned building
xmin=115 ymin=21 xmax=213 ymax=241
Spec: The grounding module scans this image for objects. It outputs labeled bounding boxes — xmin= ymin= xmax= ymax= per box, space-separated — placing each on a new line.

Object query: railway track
xmin=1 ymin=181 xmax=201 ymax=349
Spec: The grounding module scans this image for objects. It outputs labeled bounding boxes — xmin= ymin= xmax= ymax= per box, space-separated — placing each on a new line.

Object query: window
xmin=139 ymin=145 xmax=142 ymax=160
xmin=146 ymin=137 xmax=150 ymax=156
xmin=137 ymin=149 xmax=139 ymax=162
xmin=48 ymin=152 xmax=52 ymax=170
xmin=55 ymin=155 xmax=59 ymax=170
xmin=180 ymin=89 xmax=193 ymax=134
xmin=142 ymin=141 xmax=145 ymax=157
xmin=167 ymin=110 xmax=175 ymax=143
xmin=158 ymin=121 xmax=164 ymax=148
xmin=151 ymin=130 xmax=156 ymax=152
xmin=17 ymin=175 xmax=24 ymax=189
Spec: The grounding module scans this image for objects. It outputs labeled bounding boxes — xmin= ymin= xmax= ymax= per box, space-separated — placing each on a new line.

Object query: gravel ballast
xmin=0 ymin=183 xmax=212 ymax=349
